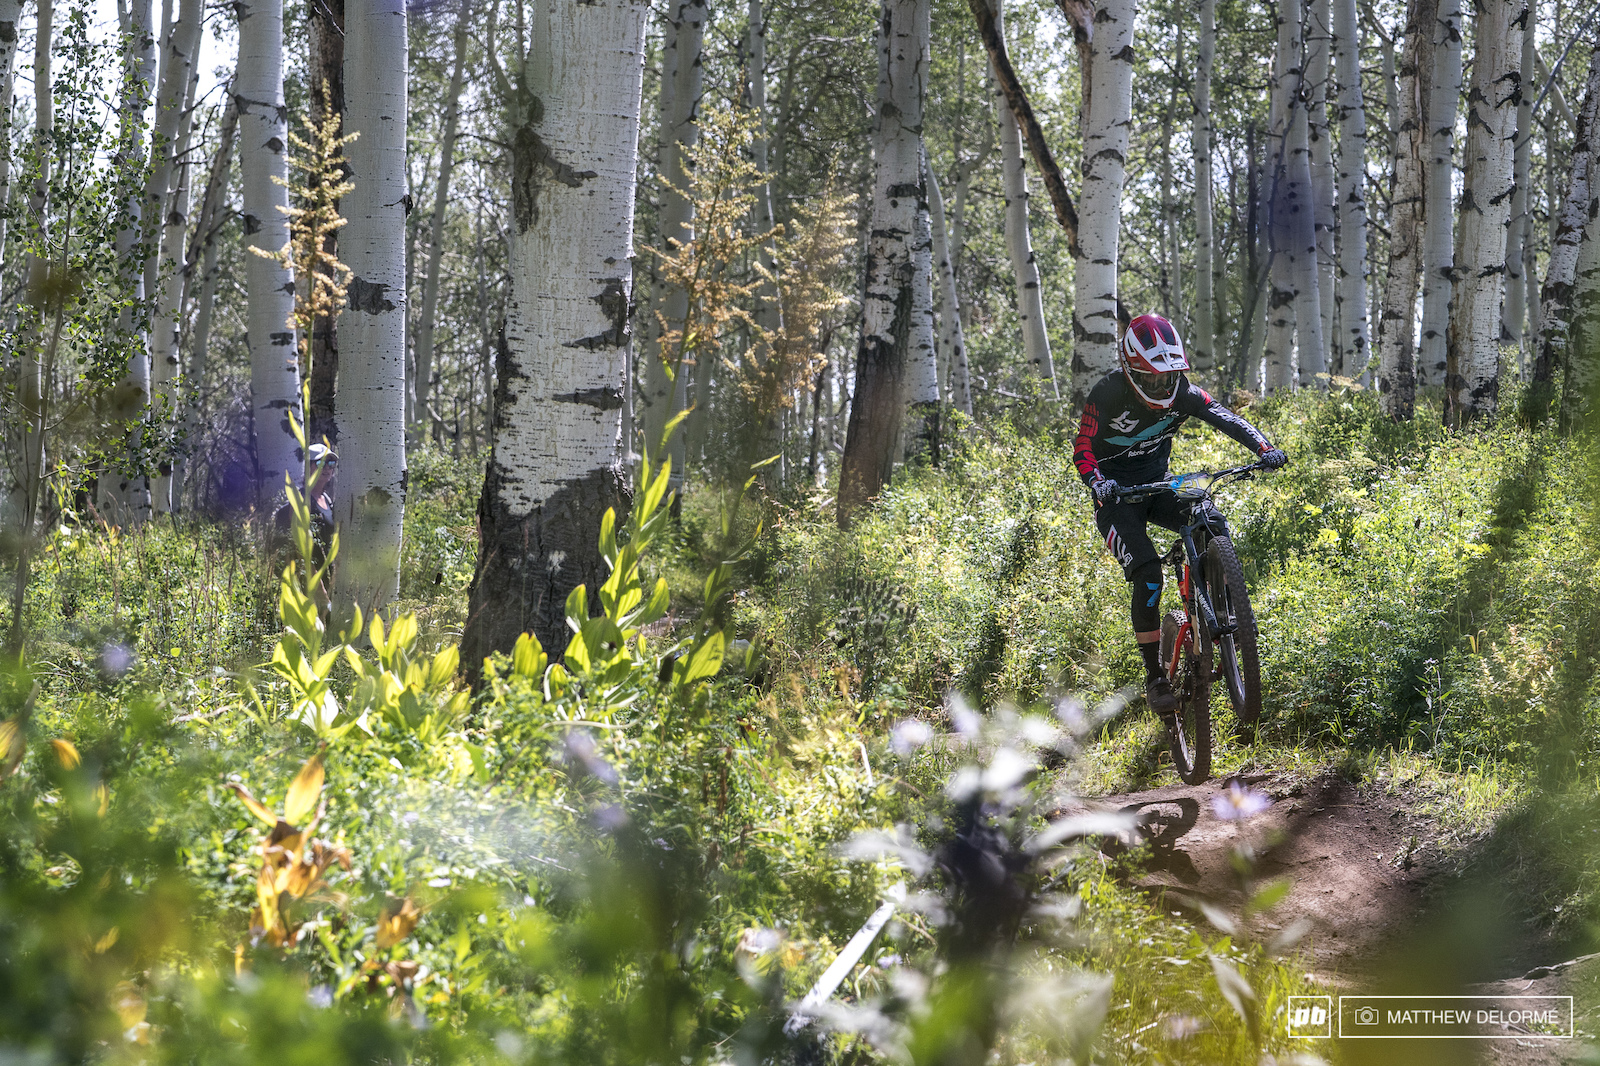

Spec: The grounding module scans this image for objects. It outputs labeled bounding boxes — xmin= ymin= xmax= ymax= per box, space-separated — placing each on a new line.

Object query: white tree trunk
xmin=640 ymin=0 xmax=704 ymax=480
xmin=1502 ymin=0 xmax=1535 ymax=368
xmin=1417 ymin=0 xmax=1462 ymax=387
xmin=1333 ymin=0 xmax=1370 ymax=377
xmin=1377 ymin=0 xmax=1435 ymax=417
xmin=989 ymin=0 xmax=1055 ymax=392
xmin=110 ymin=0 xmax=156 ymax=520
xmin=1264 ymin=59 xmax=1295 ymax=392
xmin=1535 ymin=40 xmax=1600 ymax=395
xmin=1564 ymin=177 xmax=1600 ymax=419
xmin=237 ymin=0 xmax=301 ymax=507
xmin=413 ymin=2 xmax=470 ymax=445
xmin=905 ymin=144 xmax=939 ymax=418
xmin=460 ymin=0 xmax=647 ymax=667
xmin=1308 ymin=0 xmax=1338 ymax=367
xmin=335 ymin=0 xmax=408 ymax=620
xmin=1192 ymin=0 xmax=1216 ymax=375
xmin=0 ymin=0 xmax=21 ymax=264
xmin=1069 ymin=0 xmax=1137 ymax=402
xmin=837 ymin=0 xmax=932 ymax=525
xmin=6 ymin=0 xmax=49 ymax=531
xmin=927 ymin=159 xmax=972 ymax=415
xmin=1444 ymin=0 xmax=1519 ymax=423
xmin=175 ymin=98 xmax=238 ymax=510
xmin=147 ymin=0 xmax=202 ymax=513
xmin=1287 ymin=44 xmax=1329 ymax=386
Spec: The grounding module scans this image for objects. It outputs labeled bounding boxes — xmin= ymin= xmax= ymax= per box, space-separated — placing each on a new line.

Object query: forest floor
xmin=1059 ymin=764 xmax=1600 ymax=1063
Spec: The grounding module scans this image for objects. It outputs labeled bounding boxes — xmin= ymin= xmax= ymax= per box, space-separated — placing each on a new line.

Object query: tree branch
xmin=964 ymin=0 xmax=1080 ymax=257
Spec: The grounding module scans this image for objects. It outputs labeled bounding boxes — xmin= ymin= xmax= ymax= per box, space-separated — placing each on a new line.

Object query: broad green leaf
xmin=642 ymin=459 xmax=672 ymax=521
xmin=635 ymin=577 xmax=670 ymax=627
xmin=389 ymin=613 xmax=419 ymax=656
xmin=564 ymin=631 xmax=591 ymax=674
xmin=565 ymin=584 xmax=588 ymax=632
xmin=513 ymin=632 xmax=545 ymax=677
xmin=429 ymin=645 xmax=460 ymax=688
xmin=599 ymin=508 xmax=618 ymax=564
xmin=679 ymin=631 xmax=725 ymax=686
xmin=283 ymin=753 xmax=325 ymax=825
xmin=369 ymin=615 xmax=388 ymax=657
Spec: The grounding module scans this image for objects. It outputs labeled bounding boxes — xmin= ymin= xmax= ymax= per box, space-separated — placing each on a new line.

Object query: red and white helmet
xmin=1119 ymin=313 xmax=1190 ymax=409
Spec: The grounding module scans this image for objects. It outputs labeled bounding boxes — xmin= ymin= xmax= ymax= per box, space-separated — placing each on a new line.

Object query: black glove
xmin=1091 ymin=476 xmax=1121 ymax=505
xmin=1260 ymin=447 xmax=1288 ymax=470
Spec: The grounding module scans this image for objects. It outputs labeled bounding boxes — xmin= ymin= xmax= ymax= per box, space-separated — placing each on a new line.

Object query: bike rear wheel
xmin=1204 ymin=536 xmax=1262 ymax=739
xmin=1159 ymin=608 xmax=1212 ymax=784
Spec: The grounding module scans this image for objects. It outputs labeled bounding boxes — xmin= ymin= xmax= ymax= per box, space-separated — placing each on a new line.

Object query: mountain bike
xmin=1109 ymin=462 xmax=1266 ymax=783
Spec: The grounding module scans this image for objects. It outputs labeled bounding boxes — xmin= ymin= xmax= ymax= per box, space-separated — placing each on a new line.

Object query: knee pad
xmin=1129 ymin=558 xmax=1164 ymax=633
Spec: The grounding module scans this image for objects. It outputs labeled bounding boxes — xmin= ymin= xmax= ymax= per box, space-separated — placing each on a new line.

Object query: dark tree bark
xmin=965 ymin=0 xmax=1079 ymax=255
xmin=308 ymin=0 xmax=345 ymax=447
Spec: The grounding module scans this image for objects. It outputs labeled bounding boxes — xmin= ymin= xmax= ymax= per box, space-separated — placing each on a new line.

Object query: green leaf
xmin=565 ymin=584 xmax=589 ymax=632
xmin=635 ymin=578 xmax=670 ymax=628
xmin=429 ymin=645 xmax=460 ymax=688
xmin=599 ymin=507 xmax=618 ymax=565
xmin=678 ymin=631 xmax=725 ymax=686
xmin=643 ymin=458 xmax=673 ymax=521
xmin=512 ymin=632 xmax=546 ymax=678
xmin=564 ymin=630 xmax=592 ymax=674
xmin=1246 ymin=878 xmax=1291 ymax=914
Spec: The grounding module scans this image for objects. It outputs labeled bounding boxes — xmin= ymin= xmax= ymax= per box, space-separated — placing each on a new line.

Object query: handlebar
xmin=1106 ymin=461 xmax=1267 ymax=503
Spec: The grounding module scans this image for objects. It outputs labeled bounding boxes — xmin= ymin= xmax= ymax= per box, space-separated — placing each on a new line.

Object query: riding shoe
xmin=1146 ymin=675 xmax=1178 ymax=717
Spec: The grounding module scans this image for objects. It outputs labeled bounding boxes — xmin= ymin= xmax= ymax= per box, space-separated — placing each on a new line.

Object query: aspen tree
xmin=335 ymin=0 xmax=408 ymax=620
xmin=1565 ymin=174 xmax=1600 ymax=421
xmin=1192 ymin=0 xmax=1217 ymax=375
xmin=1333 ymin=0 xmax=1370 ymax=376
xmin=1070 ymin=0 xmax=1137 ymax=402
xmin=1418 ymin=0 xmax=1462 ymax=387
xmin=838 ymin=0 xmax=933 ymax=527
xmin=1308 ymin=0 xmax=1338 ymax=361
xmin=1287 ymin=12 xmax=1329 ymax=387
xmin=175 ymin=98 xmax=238 ymax=509
xmin=7 ymin=0 xmax=49 ymax=532
xmin=461 ymin=0 xmax=647 ymax=671
xmin=1444 ymin=0 xmax=1520 ymax=424
xmin=640 ymin=0 xmax=705 ymax=483
xmin=147 ymin=0 xmax=202 ymax=513
xmin=308 ymin=0 xmax=344 ymax=445
xmin=1534 ymin=41 xmax=1600 ymax=410
xmin=414 ymin=2 xmax=472 ymax=446
xmin=988 ymin=0 xmax=1055 ymax=392
xmin=0 ymin=0 xmax=20 ymax=263
xmin=1264 ymin=45 xmax=1295 ymax=392
xmin=110 ymin=0 xmax=156 ymax=520
xmin=1502 ymin=0 xmax=1536 ymax=363
xmin=1377 ymin=0 xmax=1437 ymax=418
xmin=927 ymin=159 xmax=972 ymax=415
xmin=238 ymin=0 xmax=302 ymax=505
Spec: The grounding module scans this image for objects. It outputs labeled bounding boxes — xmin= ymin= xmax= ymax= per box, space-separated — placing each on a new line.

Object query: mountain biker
xmin=1073 ymin=314 xmax=1287 ymax=717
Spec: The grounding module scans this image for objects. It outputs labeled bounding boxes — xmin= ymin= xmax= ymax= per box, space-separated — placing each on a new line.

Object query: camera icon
xmin=1353 ymin=1006 xmax=1380 ymax=1025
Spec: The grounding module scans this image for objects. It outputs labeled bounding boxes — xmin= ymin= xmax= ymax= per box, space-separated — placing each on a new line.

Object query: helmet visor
xmin=1130 ymin=368 xmax=1179 ymax=401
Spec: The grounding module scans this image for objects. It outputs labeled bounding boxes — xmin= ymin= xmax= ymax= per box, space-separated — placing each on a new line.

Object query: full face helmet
xmin=1119 ymin=313 xmax=1190 ymax=409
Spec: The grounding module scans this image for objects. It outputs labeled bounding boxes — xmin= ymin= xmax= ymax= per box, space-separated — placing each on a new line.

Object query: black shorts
xmin=1094 ymin=490 xmax=1225 ymax=579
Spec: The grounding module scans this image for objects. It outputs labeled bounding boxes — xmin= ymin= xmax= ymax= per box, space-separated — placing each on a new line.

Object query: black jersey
xmin=1073 ymin=372 xmax=1270 ymax=487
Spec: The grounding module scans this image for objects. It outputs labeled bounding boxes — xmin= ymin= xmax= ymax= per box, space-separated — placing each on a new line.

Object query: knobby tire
xmin=1204 ymin=536 xmax=1262 ymax=739
xmin=1160 ymin=608 xmax=1212 ymax=784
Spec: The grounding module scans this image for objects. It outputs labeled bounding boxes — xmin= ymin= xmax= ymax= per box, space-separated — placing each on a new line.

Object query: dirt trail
xmin=1060 ymin=768 xmax=1599 ymax=1062
xmin=1062 ymin=769 xmax=1445 ymax=980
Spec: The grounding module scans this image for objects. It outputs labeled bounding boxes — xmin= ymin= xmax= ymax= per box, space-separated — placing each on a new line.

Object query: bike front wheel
xmin=1159 ymin=608 xmax=1213 ymax=784
xmin=1204 ymin=536 xmax=1262 ymax=739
